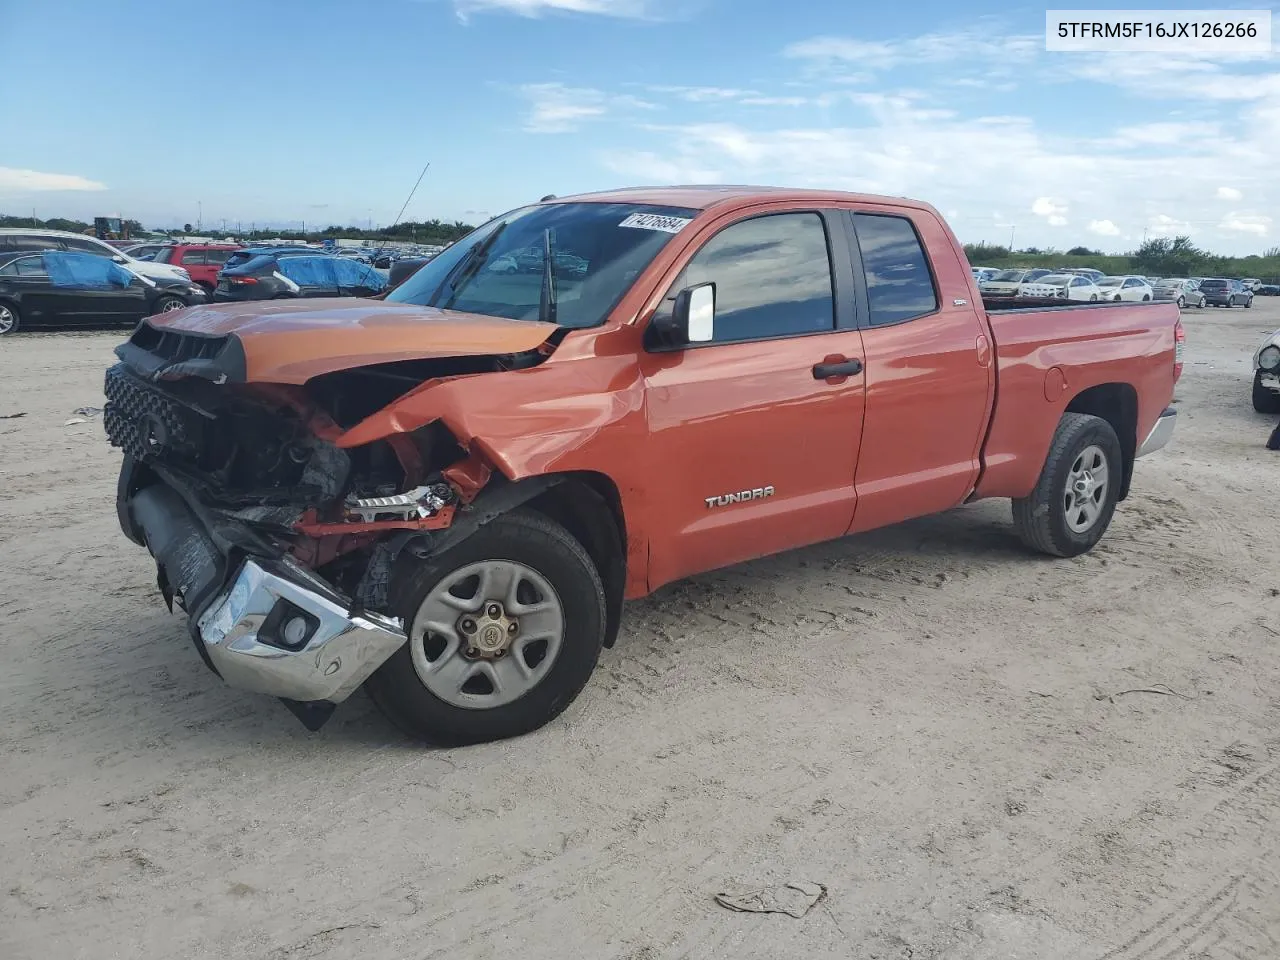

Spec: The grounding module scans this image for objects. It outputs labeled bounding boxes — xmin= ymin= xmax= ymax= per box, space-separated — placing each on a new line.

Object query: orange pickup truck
xmin=104 ymin=186 xmax=1182 ymax=744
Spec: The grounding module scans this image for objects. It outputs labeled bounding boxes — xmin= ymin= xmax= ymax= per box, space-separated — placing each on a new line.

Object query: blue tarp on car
xmin=43 ymin=252 xmax=135 ymax=289
xmin=277 ymin=256 xmax=387 ymax=292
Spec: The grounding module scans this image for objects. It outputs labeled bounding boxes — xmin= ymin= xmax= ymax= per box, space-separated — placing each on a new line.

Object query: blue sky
xmin=2 ymin=0 xmax=1277 ymax=253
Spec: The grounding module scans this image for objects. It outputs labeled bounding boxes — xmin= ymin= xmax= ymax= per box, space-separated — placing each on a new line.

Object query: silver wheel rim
xmin=1064 ymin=444 xmax=1109 ymax=533
xmin=159 ymin=299 xmax=184 ymax=313
xmin=410 ymin=559 xmax=564 ymax=709
xmin=0 ymin=306 xmax=13 ymax=333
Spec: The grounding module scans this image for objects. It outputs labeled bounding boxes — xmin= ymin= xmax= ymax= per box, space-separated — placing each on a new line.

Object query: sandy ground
xmin=2 ymin=303 xmax=1278 ymax=960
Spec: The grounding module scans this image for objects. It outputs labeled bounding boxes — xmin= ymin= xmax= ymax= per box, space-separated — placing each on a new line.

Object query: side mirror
xmin=112 ymin=254 xmax=126 ymax=263
xmin=653 ymin=282 xmax=715 ymax=346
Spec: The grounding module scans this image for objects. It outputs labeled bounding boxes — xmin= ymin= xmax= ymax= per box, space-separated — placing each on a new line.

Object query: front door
xmin=639 ymin=209 xmax=867 ymax=589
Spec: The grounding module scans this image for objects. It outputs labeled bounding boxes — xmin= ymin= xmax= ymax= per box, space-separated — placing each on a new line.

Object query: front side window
xmin=854 ymin=213 xmax=938 ymax=326
xmin=664 ymin=213 xmax=834 ymax=343
xmin=387 ymin=202 xmax=698 ymax=329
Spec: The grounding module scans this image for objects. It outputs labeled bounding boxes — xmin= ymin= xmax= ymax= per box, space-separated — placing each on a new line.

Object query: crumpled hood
xmin=141 ymin=299 xmax=559 ymax=384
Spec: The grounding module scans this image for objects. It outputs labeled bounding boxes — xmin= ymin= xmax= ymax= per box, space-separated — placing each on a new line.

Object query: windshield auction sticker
xmin=618 ymin=213 xmax=694 ymax=233
xmin=1046 ymin=10 xmax=1271 ymax=52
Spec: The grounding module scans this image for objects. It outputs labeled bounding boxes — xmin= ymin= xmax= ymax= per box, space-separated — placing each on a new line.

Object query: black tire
xmin=1090 ymin=294 xmax=1098 ymax=302
xmin=1244 ymin=297 xmax=1252 ymax=309
xmin=1253 ymin=372 xmax=1280 ymax=414
xmin=365 ymin=509 xmax=607 ymax=746
xmin=1142 ymin=294 xmax=1151 ymax=301
xmin=1176 ymin=296 xmax=1185 ymax=308
xmin=1011 ymin=412 xmax=1123 ymax=558
xmin=0 ymin=301 xmax=20 ymax=335
xmin=152 ymin=296 xmax=186 ymax=314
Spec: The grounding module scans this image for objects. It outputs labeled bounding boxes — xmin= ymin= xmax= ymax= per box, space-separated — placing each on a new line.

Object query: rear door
xmin=839 ymin=206 xmax=994 ymax=533
xmin=638 ymin=207 xmax=867 ymax=587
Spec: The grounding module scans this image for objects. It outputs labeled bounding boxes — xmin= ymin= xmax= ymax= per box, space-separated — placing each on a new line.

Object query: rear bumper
xmin=1136 ymin=407 xmax=1177 ymax=458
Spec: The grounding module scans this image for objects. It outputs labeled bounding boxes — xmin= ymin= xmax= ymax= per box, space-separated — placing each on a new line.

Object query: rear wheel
xmin=1253 ymin=372 xmax=1280 ymax=414
xmin=0 ymin=302 xmax=19 ymax=335
xmin=1012 ymin=413 xmax=1122 ymax=558
xmin=365 ymin=509 xmax=607 ymax=746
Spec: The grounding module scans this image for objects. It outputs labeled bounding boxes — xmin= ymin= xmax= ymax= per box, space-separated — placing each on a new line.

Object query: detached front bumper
xmin=124 ymin=479 xmax=406 ymax=725
xmin=1136 ymin=406 xmax=1177 ymax=458
xmin=197 ymin=559 xmax=406 ymax=705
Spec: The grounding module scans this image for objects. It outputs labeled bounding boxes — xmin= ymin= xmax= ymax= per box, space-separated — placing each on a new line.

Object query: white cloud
xmin=517 ymin=83 xmax=653 ymax=132
xmin=453 ymin=0 xmax=652 ymax=19
xmin=784 ymin=29 xmax=1039 ymax=73
xmin=1216 ymin=186 xmax=1243 ymax=201
xmin=648 ymin=85 xmax=757 ymax=102
xmin=1032 ymin=197 xmax=1068 ymax=217
xmin=0 ymin=167 xmax=106 ymax=192
xmin=1089 ymin=220 xmax=1121 ymax=236
xmin=1221 ymin=214 xmax=1270 ymax=236
xmin=1047 ymin=215 xmax=1068 ymax=227
xmin=1147 ymin=214 xmax=1194 ymax=237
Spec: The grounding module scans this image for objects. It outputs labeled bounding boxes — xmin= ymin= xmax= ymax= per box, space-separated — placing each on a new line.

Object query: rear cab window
xmin=852 ymin=213 xmax=939 ymax=326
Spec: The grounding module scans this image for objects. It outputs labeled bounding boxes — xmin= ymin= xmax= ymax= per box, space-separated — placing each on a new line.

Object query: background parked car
xmin=970 ymin=266 xmax=999 ymax=283
xmin=389 ymin=255 xmax=433 ymax=288
xmin=1254 ymin=328 xmax=1280 ymax=413
xmin=1256 ymin=283 xmax=1280 ymax=296
xmin=1152 ymin=278 xmax=1206 ymax=308
xmin=1018 ymin=273 xmax=1104 ymax=301
xmin=1054 ymin=267 xmax=1106 ymax=282
xmin=214 ymin=253 xmax=388 ymax=302
xmin=0 ymin=229 xmax=192 ymax=284
xmin=1242 ymin=278 xmax=1261 ymax=291
xmin=0 ymin=251 xmax=206 ymax=334
xmin=219 ymin=245 xmax=322 ymax=274
xmin=1095 ymin=276 xmax=1154 ymax=302
xmin=146 ymin=243 xmax=241 ymax=295
xmin=979 ymin=268 xmax=1055 ymax=297
xmin=1199 ymin=278 xmax=1253 ymax=308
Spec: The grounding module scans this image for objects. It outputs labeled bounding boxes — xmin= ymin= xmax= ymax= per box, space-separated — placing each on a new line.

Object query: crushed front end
xmin=103 ymin=322 xmax=496 ymax=729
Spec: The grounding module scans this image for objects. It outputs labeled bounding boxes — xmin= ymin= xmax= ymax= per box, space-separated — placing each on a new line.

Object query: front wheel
xmin=365 ymin=509 xmax=606 ymax=745
xmin=1011 ymin=412 xmax=1122 ymax=558
xmin=1142 ymin=294 xmax=1151 ymax=301
xmin=1090 ymin=294 xmax=1098 ymax=302
xmin=1245 ymin=297 xmax=1252 ymax=309
xmin=152 ymin=296 xmax=186 ymax=314
xmin=1176 ymin=296 xmax=1185 ymax=308
xmin=1253 ymin=372 xmax=1280 ymax=414
xmin=0 ymin=302 xmax=20 ymax=335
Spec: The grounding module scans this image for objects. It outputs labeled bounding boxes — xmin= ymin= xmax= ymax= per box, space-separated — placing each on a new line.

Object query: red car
xmin=146 ymin=244 xmax=242 ymax=294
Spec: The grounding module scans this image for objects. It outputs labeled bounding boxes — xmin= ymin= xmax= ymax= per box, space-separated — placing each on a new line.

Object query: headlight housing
xmin=1259 ymin=344 xmax=1280 ymax=372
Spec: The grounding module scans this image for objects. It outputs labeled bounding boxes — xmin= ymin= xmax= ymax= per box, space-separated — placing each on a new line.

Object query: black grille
xmin=104 ymin=365 xmax=203 ymax=464
xmin=129 ymin=323 xmax=229 ymax=364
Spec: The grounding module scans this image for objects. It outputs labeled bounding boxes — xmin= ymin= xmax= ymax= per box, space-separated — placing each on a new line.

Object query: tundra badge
xmin=705 ymin=486 xmax=775 ymax=508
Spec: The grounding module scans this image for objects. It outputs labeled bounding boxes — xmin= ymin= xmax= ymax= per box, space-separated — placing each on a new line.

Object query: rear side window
xmin=853 ymin=214 xmax=938 ymax=326
xmin=204 ymin=249 xmax=234 ymax=265
xmin=673 ymin=212 xmax=835 ymax=343
xmin=7 ymin=234 xmax=64 ymax=252
xmin=61 ymin=237 xmax=111 ymax=257
xmin=180 ymin=250 xmax=206 ymax=265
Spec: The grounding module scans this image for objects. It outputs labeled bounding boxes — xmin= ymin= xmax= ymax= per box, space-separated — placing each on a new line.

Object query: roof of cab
xmin=548 ymin=184 xmax=934 ymax=213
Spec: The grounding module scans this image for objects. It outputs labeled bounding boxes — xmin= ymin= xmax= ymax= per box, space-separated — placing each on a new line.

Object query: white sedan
xmin=1095 ymin=276 xmax=1154 ymax=302
xmin=1019 ymin=273 xmax=1104 ymax=301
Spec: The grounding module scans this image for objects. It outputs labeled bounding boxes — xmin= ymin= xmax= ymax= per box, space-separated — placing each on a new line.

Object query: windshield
xmin=1097 ymin=277 xmax=1123 ymax=287
xmin=990 ymin=270 xmax=1025 ymax=281
xmin=1038 ymin=274 xmax=1072 ymax=284
xmin=386 ymin=201 xmax=698 ymax=328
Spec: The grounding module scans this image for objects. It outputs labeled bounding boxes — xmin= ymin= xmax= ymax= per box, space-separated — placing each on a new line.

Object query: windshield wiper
xmin=539 ymin=228 xmax=558 ymax=325
xmin=433 ymin=220 xmax=508 ymax=308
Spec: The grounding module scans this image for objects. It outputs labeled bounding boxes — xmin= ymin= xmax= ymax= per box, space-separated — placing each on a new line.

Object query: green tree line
xmin=0 ymin=213 xmax=475 ymax=246
xmin=966 ymin=236 xmax=1280 ymax=282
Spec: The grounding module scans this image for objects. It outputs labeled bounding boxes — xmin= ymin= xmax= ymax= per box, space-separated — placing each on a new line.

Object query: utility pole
xmin=197 ymin=201 xmax=202 ymax=232
xmin=1009 ymin=225 xmax=1016 ymax=251
xmin=1142 ymin=227 xmax=1149 ymax=243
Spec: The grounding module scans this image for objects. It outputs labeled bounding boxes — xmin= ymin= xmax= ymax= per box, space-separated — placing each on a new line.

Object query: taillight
xmin=1174 ymin=317 xmax=1185 ymax=382
xmin=228 ymin=276 xmax=258 ymax=285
